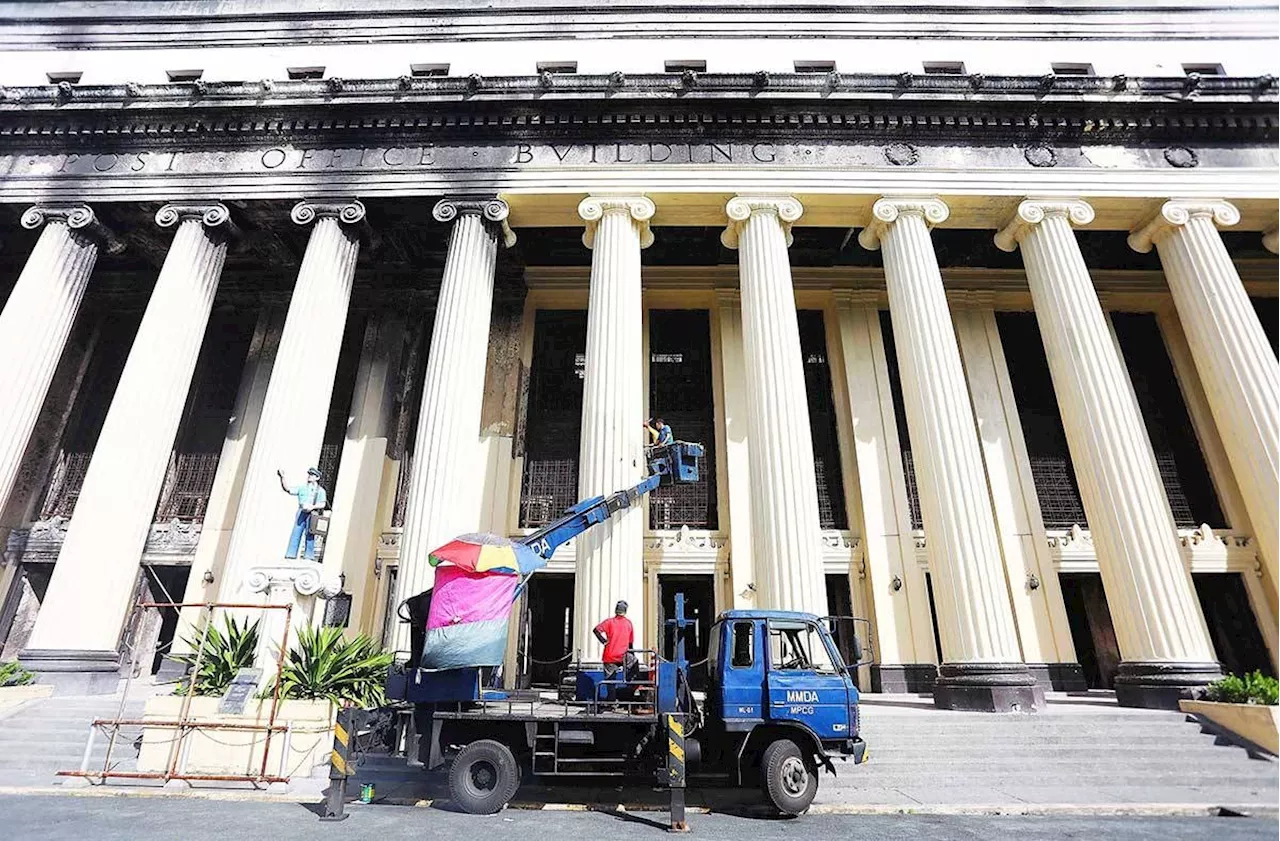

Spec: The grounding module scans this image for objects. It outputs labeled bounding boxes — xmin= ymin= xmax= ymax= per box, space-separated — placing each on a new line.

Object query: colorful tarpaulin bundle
xmin=422 ymin=533 xmax=546 ymax=669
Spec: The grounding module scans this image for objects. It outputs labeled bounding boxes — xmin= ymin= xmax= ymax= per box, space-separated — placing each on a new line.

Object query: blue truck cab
xmin=703 ymin=609 xmax=867 ymax=809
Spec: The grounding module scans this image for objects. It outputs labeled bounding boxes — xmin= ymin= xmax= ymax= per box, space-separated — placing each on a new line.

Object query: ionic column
xmin=0 ymin=205 xmax=119 ymax=518
xmin=721 ymin=196 xmax=826 ymax=617
xmin=1129 ymin=201 xmax=1279 ymax=585
xmin=572 ymin=196 xmax=652 ymax=658
xmin=20 ymin=203 xmax=233 ymax=694
xmin=999 ymin=199 xmax=1221 ymax=707
xmin=859 ymin=196 xmax=1039 ymax=712
xmin=218 ymin=201 xmax=364 ymax=607
xmin=391 ymin=198 xmax=514 ymax=654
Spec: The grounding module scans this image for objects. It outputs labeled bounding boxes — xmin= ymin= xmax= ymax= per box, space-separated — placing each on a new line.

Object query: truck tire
xmin=760 ymin=738 xmax=817 ymax=816
xmin=449 ymin=739 xmax=520 ymax=815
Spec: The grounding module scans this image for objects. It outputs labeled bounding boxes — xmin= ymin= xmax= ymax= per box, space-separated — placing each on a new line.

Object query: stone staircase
xmin=0 ymin=692 xmax=148 ymax=788
xmin=834 ymin=694 xmax=1279 ymax=808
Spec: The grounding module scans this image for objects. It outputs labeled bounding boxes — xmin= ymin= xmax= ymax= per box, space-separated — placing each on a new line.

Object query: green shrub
xmin=267 ymin=626 xmax=393 ymax=708
xmin=1205 ymin=671 xmax=1278 ymax=706
xmin=174 ymin=616 xmax=261 ymax=697
xmin=0 ymin=660 xmax=35 ymax=687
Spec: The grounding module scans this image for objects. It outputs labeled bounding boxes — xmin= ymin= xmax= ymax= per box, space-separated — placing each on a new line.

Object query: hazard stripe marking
xmin=668 ymin=740 xmax=684 ymax=763
xmin=333 ymin=724 xmax=349 ymax=747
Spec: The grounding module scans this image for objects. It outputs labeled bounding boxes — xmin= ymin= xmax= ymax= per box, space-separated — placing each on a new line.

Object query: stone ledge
xmin=1179 ymin=698 xmax=1280 ymax=756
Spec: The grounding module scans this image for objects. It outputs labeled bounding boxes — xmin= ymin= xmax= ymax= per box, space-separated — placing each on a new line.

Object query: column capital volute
xmin=21 ymin=203 xmax=125 ymax=254
xmin=1260 ymin=222 xmax=1277 ymax=255
xmin=720 ymin=195 xmax=803 ymax=249
xmin=577 ymin=195 xmax=655 ymax=250
xmin=994 ymin=198 xmax=1095 ymax=253
xmin=433 ymin=197 xmax=516 ymax=247
xmin=155 ymin=201 xmax=240 ymax=238
xmin=290 ymin=198 xmax=367 ymax=227
xmin=857 ymin=196 xmax=949 ymax=251
xmin=1127 ymin=199 xmax=1240 ymax=254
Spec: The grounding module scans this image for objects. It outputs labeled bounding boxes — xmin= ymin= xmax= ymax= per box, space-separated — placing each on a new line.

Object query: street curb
xmin=3 ymin=785 xmax=1273 ymax=819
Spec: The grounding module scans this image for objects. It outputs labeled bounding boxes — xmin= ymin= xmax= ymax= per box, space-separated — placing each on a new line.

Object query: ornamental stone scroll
xmin=578 ymin=195 xmax=655 ymax=249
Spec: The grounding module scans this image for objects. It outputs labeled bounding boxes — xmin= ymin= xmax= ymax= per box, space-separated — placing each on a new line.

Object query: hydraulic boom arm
xmin=518 ymin=441 xmax=704 ymax=560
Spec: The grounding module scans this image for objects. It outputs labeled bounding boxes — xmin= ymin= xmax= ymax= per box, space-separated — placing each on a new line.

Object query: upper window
xmin=1182 ymin=63 xmax=1224 ymax=76
xmin=166 ymin=69 xmax=204 ymax=82
xmin=794 ymin=60 xmax=836 ymax=73
xmin=410 ymin=63 xmax=449 ymax=77
xmin=922 ymin=61 xmax=965 ymax=75
xmin=665 ymin=60 xmax=707 ymax=73
xmin=1050 ymin=63 xmax=1094 ymax=76
xmin=46 ymin=71 xmax=82 ymax=84
xmin=537 ymin=61 xmax=578 ymax=74
xmin=286 ymin=67 xmax=325 ymax=80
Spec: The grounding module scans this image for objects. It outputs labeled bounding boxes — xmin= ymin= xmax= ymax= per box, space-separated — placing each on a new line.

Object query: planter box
xmin=0 ymin=683 xmax=52 ymax=717
xmin=1180 ymin=699 xmax=1279 ymax=756
xmin=137 ymin=695 xmax=336 ymax=779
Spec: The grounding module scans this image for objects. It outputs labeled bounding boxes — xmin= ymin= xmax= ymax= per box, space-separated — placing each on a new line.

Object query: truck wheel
xmin=760 ymin=738 xmax=817 ymax=816
xmin=449 ymin=740 xmax=520 ymax=815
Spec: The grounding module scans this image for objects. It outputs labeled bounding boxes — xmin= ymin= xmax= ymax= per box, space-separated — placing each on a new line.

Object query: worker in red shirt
xmin=594 ymin=600 xmax=635 ymax=703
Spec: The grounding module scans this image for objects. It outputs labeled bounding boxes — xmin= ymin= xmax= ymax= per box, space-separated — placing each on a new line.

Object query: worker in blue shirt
xmin=277 ymin=467 xmax=327 ymax=561
xmin=645 ymin=417 xmax=674 ymax=446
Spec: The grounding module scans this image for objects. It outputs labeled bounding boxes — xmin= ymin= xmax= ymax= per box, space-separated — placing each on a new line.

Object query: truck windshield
xmin=767 ymin=621 xmax=841 ymax=674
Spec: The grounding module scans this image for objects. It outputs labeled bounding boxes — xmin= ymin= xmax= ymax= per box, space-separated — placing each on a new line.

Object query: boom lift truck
xmin=386 ymin=441 xmax=868 ymax=823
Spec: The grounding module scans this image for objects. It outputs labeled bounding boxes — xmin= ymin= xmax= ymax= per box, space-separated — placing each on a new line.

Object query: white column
xmin=218 ymin=200 xmax=364 ymax=610
xmin=20 ymin=203 xmax=233 ymax=694
xmin=1130 ymin=200 xmax=1279 ymax=585
xmin=860 ymin=196 xmax=1039 ymax=712
xmin=0 ymin=205 xmax=118 ymax=518
xmin=721 ymin=196 xmax=826 ymax=617
xmin=714 ymin=289 xmax=756 ymax=609
xmin=391 ymin=198 xmax=514 ymax=655
xmin=1000 ymin=199 xmax=1221 ymax=707
xmin=572 ymin=196 xmax=652 ymax=658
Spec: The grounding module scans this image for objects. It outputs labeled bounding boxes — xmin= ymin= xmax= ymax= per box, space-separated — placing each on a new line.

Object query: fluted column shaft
xmin=392 ymin=198 xmax=514 ymax=654
xmin=0 ymin=205 xmax=112 ymax=517
xmin=21 ymin=204 xmax=232 ymax=689
xmin=721 ymin=196 xmax=826 ymax=617
xmin=1000 ymin=200 xmax=1219 ymax=708
xmin=572 ymin=196 xmax=652 ymax=658
xmin=218 ymin=201 xmax=365 ymax=602
xmin=1131 ymin=201 xmax=1279 ymax=584
xmin=861 ymin=196 xmax=1038 ymax=712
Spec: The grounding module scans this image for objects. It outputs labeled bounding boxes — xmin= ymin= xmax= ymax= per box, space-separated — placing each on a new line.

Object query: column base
xmin=870 ymin=663 xmax=937 ymax=693
xmin=1113 ymin=661 xmax=1221 ymax=710
xmin=1026 ymin=662 xmax=1088 ymax=692
xmin=17 ymin=649 xmax=121 ymax=696
xmin=933 ymin=663 xmax=1045 ymax=713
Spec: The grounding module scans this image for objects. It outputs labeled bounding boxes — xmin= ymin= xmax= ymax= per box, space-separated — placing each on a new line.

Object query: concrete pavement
xmin=3 ymin=794 xmax=1278 ymax=841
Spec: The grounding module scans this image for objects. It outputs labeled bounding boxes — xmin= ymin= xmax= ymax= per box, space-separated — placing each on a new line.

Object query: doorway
xmin=824 ymin=573 xmax=860 ymax=684
xmin=658 ymin=574 xmax=715 ymax=689
xmin=1060 ymin=573 xmax=1121 ymax=689
xmin=522 ymin=573 xmax=575 ymax=687
xmin=1194 ymin=573 xmax=1275 ymax=678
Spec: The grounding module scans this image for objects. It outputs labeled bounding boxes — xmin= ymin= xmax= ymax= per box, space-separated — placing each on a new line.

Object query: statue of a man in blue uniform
xmin=277 ymin=467 xmax=327 ymax=561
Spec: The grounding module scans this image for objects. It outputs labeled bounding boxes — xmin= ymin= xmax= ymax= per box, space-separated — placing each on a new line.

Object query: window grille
xmin=154 ymin=452 xmax=221 ymax=521
xmin=39 ymin=451 xmax=92 ymax=519
xmin=799 ymin=311 xmax=848 ymax=529
xmin=519 ymin=311 xmax=587 ymax=528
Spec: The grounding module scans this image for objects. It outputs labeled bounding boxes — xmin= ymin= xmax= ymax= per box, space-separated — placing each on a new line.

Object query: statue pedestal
xmin=244 ymin=562 xmax=343 ymax=685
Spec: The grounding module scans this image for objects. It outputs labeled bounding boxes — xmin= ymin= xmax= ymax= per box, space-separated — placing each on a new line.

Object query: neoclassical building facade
xmin=0 ymin=2 xmax=1276 ymax=710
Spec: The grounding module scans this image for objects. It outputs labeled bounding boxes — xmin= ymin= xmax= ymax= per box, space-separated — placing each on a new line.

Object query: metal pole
xmin=320 ymin=707 xmax=354 ymax=822
xmin=667 ymin=712 xmax=689 ymax=833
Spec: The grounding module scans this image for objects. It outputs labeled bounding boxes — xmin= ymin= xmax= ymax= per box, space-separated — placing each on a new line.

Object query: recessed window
xmin=1051 ymin=63 xmax=1094 ymax=76
xmin=1182 ymin=63 xmax=1225 ymax=76
xmin=794 ymin=60 xmax=836 ymax=73
xmin=165 ymin=69 xmax=204 ymax=82
xmin=410 ymin=63 xmax=449 ymax=77
xmin=286 ymin=66 xmax=325 ymax=80
xmin=46 ymin=71 xmax=83 ymax=84
xmin=922 ymin=61 xmax=965 ymax=75
xmin=665 ymin=59 xmax=707 ymax=73
xmin=536 ymin=61 xmax=578 ymax=74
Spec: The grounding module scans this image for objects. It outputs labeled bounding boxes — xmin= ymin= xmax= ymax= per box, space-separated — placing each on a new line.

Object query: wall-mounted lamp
xmin=739 ymin=582 xmax=757 ymax=600
xmin=1027 ymin=573 xmax=1041 ymax=591
xmin=890 ymin=575 xmax=903 ymax=592
xmin=201 ymin=570 xmax=215 ymax=585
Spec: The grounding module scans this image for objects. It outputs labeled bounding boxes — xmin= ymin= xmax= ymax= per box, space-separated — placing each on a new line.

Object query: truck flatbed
xmin=432 ymin=693 xmax=660 ymax=724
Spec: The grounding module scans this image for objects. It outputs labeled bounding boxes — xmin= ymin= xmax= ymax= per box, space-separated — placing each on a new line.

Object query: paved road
xmin=3 ymin=795 xmax=1277 ymax=841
